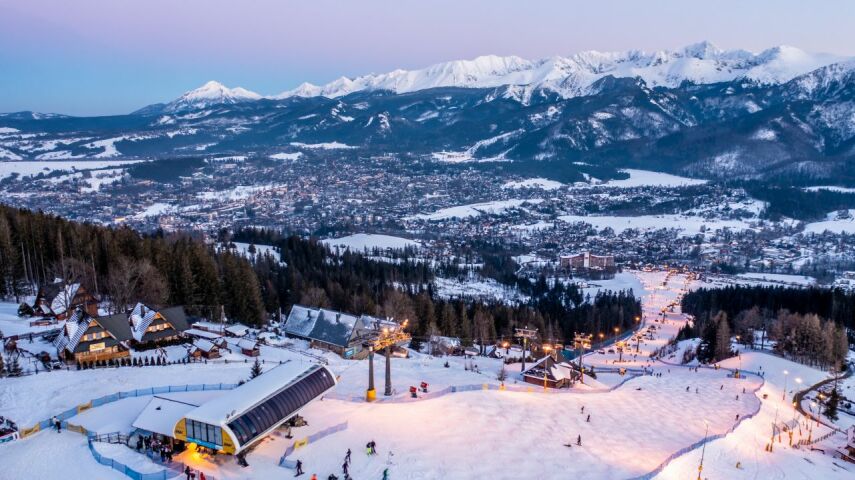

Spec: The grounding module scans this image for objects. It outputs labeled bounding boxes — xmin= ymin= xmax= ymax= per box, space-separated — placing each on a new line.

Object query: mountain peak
xmin=164 ymin=81 xmax=261 ymax=113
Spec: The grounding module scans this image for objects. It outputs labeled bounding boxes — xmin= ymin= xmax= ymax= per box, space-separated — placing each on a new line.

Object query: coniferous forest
xmin=682 ymin=286 xmax=852 ymax=369
xmin=0 ymin=206 xmax=641 ymax=345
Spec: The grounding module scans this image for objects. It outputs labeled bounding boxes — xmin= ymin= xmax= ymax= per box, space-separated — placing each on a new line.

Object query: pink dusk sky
xmin=2 ymin=0 xmax=854 ymax=115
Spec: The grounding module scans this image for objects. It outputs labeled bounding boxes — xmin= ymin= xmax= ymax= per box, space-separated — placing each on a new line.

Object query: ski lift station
xmin=132 ymin=362 xmax=337 ymax=455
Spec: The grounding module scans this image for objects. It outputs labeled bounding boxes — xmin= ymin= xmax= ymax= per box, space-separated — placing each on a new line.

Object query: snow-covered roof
xmin=237 ymin=339 xmax=258 ymax=350
xmin=50 ymin=283 xmax=81 ymax=315
xmin=193 ymin=339 xmax=216 ymax=352
xmin=183 ymin=362 xmax=334 ymax=426
xmin=284 ymin=305 xmax=362 ymax=347
xmin=225 ymin=324 xmax=250 ymax=337
xmin=184 ymin=328 xmax=224 ymax=341
xmin=192 ymin=321 xmax=226 ymax=334
xmin=132 ymin=396 xmax=201 ymax=438
xmin=129 ymin=303 xmax=158 ymax=342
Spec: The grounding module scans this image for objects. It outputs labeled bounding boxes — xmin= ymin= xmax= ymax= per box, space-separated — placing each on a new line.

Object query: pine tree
xmin=249 ymin=358 xmax=263 ymax=380
xmin=824 ymin=388 xmax=840 ymax=421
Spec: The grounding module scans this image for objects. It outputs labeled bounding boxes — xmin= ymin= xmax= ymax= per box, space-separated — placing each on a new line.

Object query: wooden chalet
xmin=54 ymin=309 xmax=131 ymax=363
xmin=128 ymin=303 xmax=190 ymax=346
xmin=284 ymin=305 xmax=396 ymax=359
xmin=32 ymin=281 xmax=99 ymax=320
xmin=190 ymin=339 xmax=220 ymax=359
xmin=521 ymin=355 xmax=579 ymax=389
xmin=237 ymin=339 xmax=260 ymax=357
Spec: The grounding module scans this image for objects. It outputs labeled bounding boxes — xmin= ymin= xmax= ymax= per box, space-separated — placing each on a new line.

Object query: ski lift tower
xmin=515 ymin=326 xmax=539 ymax=373
xmin=365 ymin=319 xmax=411 ymax=401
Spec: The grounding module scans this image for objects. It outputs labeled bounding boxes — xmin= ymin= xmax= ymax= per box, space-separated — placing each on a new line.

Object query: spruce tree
xmin=249 ymin=358 xmax=263 ymax=380
xmin=824 ymin=388 xmax=840 ymax=421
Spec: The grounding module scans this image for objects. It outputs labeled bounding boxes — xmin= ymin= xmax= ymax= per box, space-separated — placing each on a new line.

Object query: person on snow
xmin=346 ymin=448 xmax=352 ymax=464
xmin=136 ymin=437 xmax=143 ymax=452
xmin=295 ymin=459 xmax=304 ymax=476
xmin=580 ymin=406 xmax=585 ymax=413
xmin=343 ymin=461 xmax=349 ymax=476
xmin=184 ymin=466 xmax=192 ymax=480
xmin=51 ymin=416 xmax=59 ymax=432
xmin=382 ymin=468 xmax=389 ymax=480
xmin=576 ymin=435 xmax=582 ymax=446
xmin=586 ymin=414 xmax=590 ymax=423
xmin=199 ymin=472 xmax=206 ymax=480
xmin=310 ymin=474 xmax=317 ymax=480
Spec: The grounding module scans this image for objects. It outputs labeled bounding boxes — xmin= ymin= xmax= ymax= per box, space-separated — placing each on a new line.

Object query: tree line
xmin=0 ymin=207 xmax=641 ymax=345
xmin=682 ymin=286 xmax=851 ymax=370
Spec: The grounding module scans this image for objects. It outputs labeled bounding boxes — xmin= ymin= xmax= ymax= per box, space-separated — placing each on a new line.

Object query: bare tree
xmin=299 ymin=287 xmax=331 ymax=308
xmin=107 ymin=257 xmax=168 ymax=313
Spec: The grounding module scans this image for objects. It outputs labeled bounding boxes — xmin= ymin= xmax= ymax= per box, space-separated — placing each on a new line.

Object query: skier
xmin=295 ymin=459 xmax=304 ymax=476
xmin=383 ymin=468 xmax=389 ymax=480
xmin=686 ymin=386 xmax=690 ymax=392
xmin=580 ymin=406 xmax=585 ymax=413
xmin=343 ymin=461 xmax=349 ymax=476
xmin=346 ymin=448 xmax=352 ymax=464
xmin=735 ymin=413 xmax=740 ymax=421
xmin=720 ymin=384 xmax=724 ymax=390
xmin=576 ymin=434 xmax=582 ymax=446
xmin=51 ymin=416 xmax=59 ymax=432
xmin=586 ymin=414 xmax=590 ymax=423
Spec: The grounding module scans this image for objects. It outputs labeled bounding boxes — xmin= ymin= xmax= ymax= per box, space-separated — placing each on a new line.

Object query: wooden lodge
xmin=32 ymin=281 xmax=99 ymax=321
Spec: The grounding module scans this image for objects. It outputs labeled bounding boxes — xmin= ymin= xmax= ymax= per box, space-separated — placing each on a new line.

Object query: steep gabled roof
xmin=284 ymin=305 xmax=361 ymax=348
xmin=160 ymin=306 xmax=190 ymax=332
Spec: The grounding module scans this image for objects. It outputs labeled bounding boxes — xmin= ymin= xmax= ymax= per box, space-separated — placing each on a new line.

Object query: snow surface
xmin=802 ymin=186 xmax=855 ymax=194
xmin=1 ymin=271 xmax=849 ymax=480
xmin=289 ymin=141 xmax=356 ymax=150
xmin=0 ymin=160 xmax=142 ymax=180
xmin=322 ymin=233 xmax=420 ymax=252
xmin=269 ymin=152 xmax=303 ymax=161
xmin=599 ymin=169 xmax=707 ymax=188
xmin=803 ymin=209 xmax=855 ymax=234
xmin=502 ymin=178 xmax=564 ymax=190
xmin=558 ymin=213 xmax=754 ymax=235
xmin=411 ymin=198 xmax=543 ymax=221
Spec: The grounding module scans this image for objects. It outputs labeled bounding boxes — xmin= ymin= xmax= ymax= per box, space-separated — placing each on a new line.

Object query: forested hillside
xmin=0 ymin=206 xmax=641 ymax=344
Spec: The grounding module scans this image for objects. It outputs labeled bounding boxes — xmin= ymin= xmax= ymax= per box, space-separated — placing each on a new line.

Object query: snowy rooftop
xmin=133 ymin=395 xmax=202 ymax=438
xmin=183 ymin=362 xmax=333 ymax=426
xmin=284 ymin=305 xmax=361 ymax=347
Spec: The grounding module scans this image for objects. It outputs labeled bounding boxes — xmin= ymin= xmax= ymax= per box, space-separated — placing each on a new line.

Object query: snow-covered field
xmin=502 ymin=177 xmax=564 ymax=190
xmin=558 ymin=213 xmax=754 ymax=235
xmin=599 ymin=169 xmax=707 ymax=188
xmin=412 ymin=199 xmax=543 ymax=221
xmin=322 ymin=233 xmax=421 ymax=252
xmin=803 ymin=209 xmax=855 ymax=234
xmin=0 ymin=160 xmax=143 ymax=180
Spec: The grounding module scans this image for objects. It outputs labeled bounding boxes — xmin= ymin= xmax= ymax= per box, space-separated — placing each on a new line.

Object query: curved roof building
xmin=173 ymin=362 xmax=336 ymax=454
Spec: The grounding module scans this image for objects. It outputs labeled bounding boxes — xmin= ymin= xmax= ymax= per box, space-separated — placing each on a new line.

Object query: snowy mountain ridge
xmin=270 ymin=42 xmax=847 ymax=102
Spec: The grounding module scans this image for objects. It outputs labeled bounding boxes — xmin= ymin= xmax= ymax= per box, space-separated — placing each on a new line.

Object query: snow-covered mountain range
xmin=141 ymin=42 xmax=848 ymax=112
xmin=1 ymin=42 xmax=854 ymax=184
xmin=272 ymin=42 xmax=845 ymax=102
